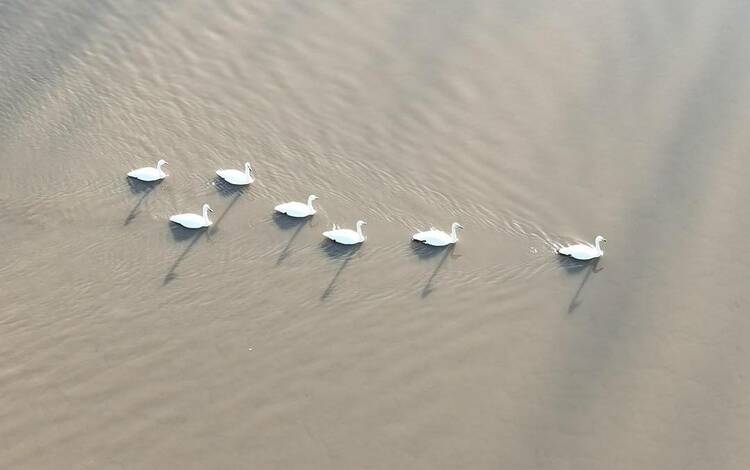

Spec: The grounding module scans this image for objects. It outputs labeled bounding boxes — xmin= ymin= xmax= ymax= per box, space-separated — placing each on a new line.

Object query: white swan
xmin=323 ymin=220 xmax=366 ymax=245
xmin=274 ymin=195 xmax=318 ymax=218
xmin=557 ymin=235 xmax=606 ymax=260
xmin=216 ymin=162 xmax=254 ymax=185
xmin=128 ymin=159 xmax=167 ymax=182
xmin=413 ymin=222 xmax=463 ymax=247
xmin=169 ymin=203 xmax=214 ymax=229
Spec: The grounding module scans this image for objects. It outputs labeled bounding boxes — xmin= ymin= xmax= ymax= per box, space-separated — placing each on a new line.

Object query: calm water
xmin=1 ymin=1 xmax=749 ymax=468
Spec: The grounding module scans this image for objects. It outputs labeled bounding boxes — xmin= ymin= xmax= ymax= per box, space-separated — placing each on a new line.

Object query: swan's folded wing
xmin=558 ymin=244 xmax=597 ymax=259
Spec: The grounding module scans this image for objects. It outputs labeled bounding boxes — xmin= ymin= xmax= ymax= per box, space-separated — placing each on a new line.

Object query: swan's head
xmin=157 ymin=159 xmax=168 ymax=167
xmin=595 ymin=235 xmax=606 ymax=244
xmin=453 ymin=222 xmax=464 ymax=231
xmin=203 ymin=204 xmax=214 ymax=213
xmin=309 ymin=195 xmax=318 ymax=201
xmin=356 ymin=220 xmax=367 ymax=227
xmin=245 ymin=162 xmax=252 ymax=172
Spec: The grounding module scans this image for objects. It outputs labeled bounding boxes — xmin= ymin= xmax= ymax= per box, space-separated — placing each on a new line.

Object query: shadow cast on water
xmin=410 ymin=241 xmax=449 ymax=260
xmin=558 ymin=256 xmax=603 ymax=313
xmin=204 ymin=191 xmax=244 ymax=237
xmin=273 ymin=212 xmax=311 ymax=230
xmin=170 ymin=223 xmax=200 ymax=242
xmin=162 ymin=192 xmax=245 ymax=284
xmin=320 ymin=241 xmax=362 ymax=300
xmin=163 ymin=228 xmax=206 ymax=284
xmin=124 ymin=178 xmax=162 ymax=225
xmin=274 ymin=214 xmax=310 ymax=265
xmin=213 ymin=176 xmax=248 ymax=197
xmin=411 ymin=242 xmax=459 ymax=297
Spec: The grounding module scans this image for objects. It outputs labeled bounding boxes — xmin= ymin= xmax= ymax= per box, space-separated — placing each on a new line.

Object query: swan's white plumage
xmin=275 ymin=195 xmax=317 ymax=218
xmin=413 ymin=222 xmax=463 ymax=247
xmin=128 ymin=159 xmax=167 ymax=181
xmin=169 ymin=204 xmax=213 ymax=229
xmin=323 ymin=220 xmax=366 ymax=245
xmin=216 ymin=162 xmax=254 ymax=185
xmin=557 ymin=235 xmax=606 ymax=260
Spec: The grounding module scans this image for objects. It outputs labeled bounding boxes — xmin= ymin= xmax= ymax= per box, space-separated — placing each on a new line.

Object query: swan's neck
xmin=307 ymin=197 xmax=315 ymax=211
xmin=245 ymin=165 xmax=251 ymax=176
xmin=595 ymin=238 xmax=603 ymax=253
xmin=157 ymin=161 xmax=165 ymax=174
xmin=356 ymin=223 xmax=364 ymax=238
xmin=451 ymin=225 xmax=459 ymax=242
xmin=203 ymin=207 xmax=211 ymax=224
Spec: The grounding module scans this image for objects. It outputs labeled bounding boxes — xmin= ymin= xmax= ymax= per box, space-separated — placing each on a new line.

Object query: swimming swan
xmin=323 ymin=220 xmax=366 ymax=245
xmin=557 ymin=235 xmax=606 ymax=260
xmin=216 ymin=162 xmax=254 ymax=185
xmin=169 ymin=203 xmax=214 ymax=229
xmin=128 ymin=159 xmax=167 ymax=181
xmin=274 ymin=195 xmax=318 ymax=218
xmin=413 ymin=222 xmax=463 ymax=246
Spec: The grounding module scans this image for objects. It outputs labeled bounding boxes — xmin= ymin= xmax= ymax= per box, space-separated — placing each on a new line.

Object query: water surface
xmin=1 ymin=1 xmax=749 ymax=468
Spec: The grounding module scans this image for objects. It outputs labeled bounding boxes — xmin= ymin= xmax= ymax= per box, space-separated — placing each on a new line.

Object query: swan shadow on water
xmin=169 ymin=223 xmax=200 ymax=242
xmin=204 ymin=190 xmax=244 ymax=237
xmin=163 ymin=192 xmax=245 ymax=284
xmin=213 ymin=176 xmax=248 ymax=197
xmin=163 ymin=228 xmax=206 ymax=284
xmin=320 ymin=241 xmax=361 ymax=300
xmin=558 ymin=256 xmax=603 ymax=313
xmin=273 ymin=213 xmax=311 ymax=265
xmin=410 ymin=242 xmax=460 ymax=297
xmin=124 ymin=178 xmax=162 ymax=225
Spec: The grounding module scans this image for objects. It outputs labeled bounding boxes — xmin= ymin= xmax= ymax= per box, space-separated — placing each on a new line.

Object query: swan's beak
xmin=209 ymin=207 xmax=214 ymax=212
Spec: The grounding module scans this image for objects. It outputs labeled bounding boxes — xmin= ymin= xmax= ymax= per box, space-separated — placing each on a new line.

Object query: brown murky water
xmin=1 ymin=1 xmax=749 ymax=468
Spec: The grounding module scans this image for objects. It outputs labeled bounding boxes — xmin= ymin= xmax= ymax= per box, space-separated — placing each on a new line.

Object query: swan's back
xmin=558 ymin=243 xmax=599 ymax=260
xmin=170 ymin=213 xmax=209 ymax=229
xmin=324 ymin=228 xmax=362 ymax=244
xmin=275 ymin=201 xmax=313 ymax=217
xmin=128 ymin=167 xmax=163 ymax=181
xmin=217 ymin=168 xmax=252 ymax=185
xmin=413 ymin=229 xmax=453 ymax=246
xmin=413 ymin=231 xmax=429 ymax=242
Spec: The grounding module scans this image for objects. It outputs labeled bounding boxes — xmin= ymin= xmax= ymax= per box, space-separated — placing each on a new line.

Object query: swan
xmin=323 ymin=220 xmax=366 ymax=245
xmin=557 ymin=235 xmax=606 ymax=260
xmin=128 ymin=159 xmax=167 ymax=181
xmin=413 ymin=222 xmax=463 ymax=247
xmin=274 ymin=195 xmax=318 ymax=218
xmin=216 ymin=162 xmax=254 ymax=185
xmin=169 ymin=203 xmax=214 ymax=229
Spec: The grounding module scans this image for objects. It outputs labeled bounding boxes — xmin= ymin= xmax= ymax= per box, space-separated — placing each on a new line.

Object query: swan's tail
xmin=557 ymin=246 xmax=572 ymax=256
